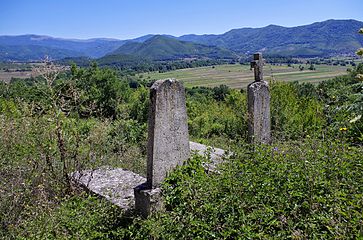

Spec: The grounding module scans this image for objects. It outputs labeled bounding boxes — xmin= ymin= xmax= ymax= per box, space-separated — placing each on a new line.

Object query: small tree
xmin=32 ymin=57 xmax=71 ymax=189
xmin=308 ymin=63 xmax=316 ymax=71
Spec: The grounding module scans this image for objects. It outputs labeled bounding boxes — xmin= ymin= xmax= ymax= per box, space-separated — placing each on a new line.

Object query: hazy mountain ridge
xmin=0 ymin=35 xmax=126 ymax=59
xmin=179 ymin=19 xmax=363 ymax=56
xmin=0 ymin=45 xmax=85 ymax=61
xmin=109 ymin=35 xmax=237 ymax=60
xmin=0 ymin=19 xmax=362 ymax=61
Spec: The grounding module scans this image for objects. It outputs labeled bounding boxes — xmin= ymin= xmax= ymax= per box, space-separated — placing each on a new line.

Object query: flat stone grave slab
xmin=72 ymin=168 xmax=146 ymax=210
xmin=189 ymin=141 xmax=229 ymax=172
xmin=71 ymin=141 xmax=229 ymax=210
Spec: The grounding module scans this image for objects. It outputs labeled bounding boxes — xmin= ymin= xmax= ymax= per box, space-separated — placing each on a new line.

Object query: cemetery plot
xmin=72 ymin=78 xmax=231 ymax=218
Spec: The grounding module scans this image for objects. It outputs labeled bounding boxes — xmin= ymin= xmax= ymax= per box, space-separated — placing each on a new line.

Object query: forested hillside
xmin=179 ymin=19 xmax=363 ymax=56
xmin=108 ymin=35 xmax=237 ymax=60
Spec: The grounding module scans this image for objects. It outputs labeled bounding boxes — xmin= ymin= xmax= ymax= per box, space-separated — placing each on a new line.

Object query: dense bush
xmin=187 ymin=89 xmax=247 ymax=141
xmin=0 ymin=65 xmax=149 ymax=237
xmin=0 ymin=109 xmax=147 ymax=238
xmin=127 ymin=140 xmax=363 ymax=239
xmin=271 ymin=82 xmax=326 ymax=140
xmin=12 ymin=140 xmax=362 ymax=239
xmin=187 ymin=81 xmax=326 ymax=143
xmin=317 ymin=65 xmax=363 ymax=143
xmin=15 ymin=194 xmax=127 ymax=239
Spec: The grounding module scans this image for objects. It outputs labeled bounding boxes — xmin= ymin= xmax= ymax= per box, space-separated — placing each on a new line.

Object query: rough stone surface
xmin=134 ymin=183 xmax=164 ymax=218
xmin=147 ymin=79 xmax=190 ymax=188
xmin=189 ymin=141 xmax=229 ymax=171
xmin=247 ymin=80 xmax=271 ymax=144
xmin=71 ymin=168 xmax=145 ymax=210
xmin=250 ymin=53 xmax=264 ymax=81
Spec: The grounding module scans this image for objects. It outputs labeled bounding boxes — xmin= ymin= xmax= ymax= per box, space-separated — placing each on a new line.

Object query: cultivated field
xmin=0 ymin=70 xmax=33 ymax=83
xmin=140 ymin=64 xmax=349 ymax=89
xmin=0 ymin=62 xmax=67 ymax=83
xmin=0 ymin=62 xmax=34 ymax=83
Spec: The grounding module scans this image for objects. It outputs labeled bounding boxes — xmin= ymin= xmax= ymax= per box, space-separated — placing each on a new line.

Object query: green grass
xmin=140 ymin=64 xmax=349 ymax=89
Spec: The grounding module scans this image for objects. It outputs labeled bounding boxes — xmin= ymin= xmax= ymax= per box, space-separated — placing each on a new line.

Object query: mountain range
xmin=0 ymin=35 xmax=125 ymax=60
xmin=108 ymin=35 xmax=237 ymax=60
xmin=0 ymin=19 xmax=362 ymax=62
xmin=179 ymin=19 xmax=363 ymax=56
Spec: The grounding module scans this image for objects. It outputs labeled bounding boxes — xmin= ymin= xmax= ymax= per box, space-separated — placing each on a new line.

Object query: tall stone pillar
xmin=135 ymin=78 xmax=190 ymax=217
xmin=248 ymin=53 xmax=271 ymax=144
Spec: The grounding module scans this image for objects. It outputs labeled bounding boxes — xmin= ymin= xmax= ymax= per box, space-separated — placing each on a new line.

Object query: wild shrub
xmin=187 ymin=89 xmax=247 ymax=141
xmin=127 ymin=140 xmax=363 ymax=239
xmin=271 ymin=82 xmax=326 ymax=140
xmin=318 ymin=64 xmax=363 ymax=144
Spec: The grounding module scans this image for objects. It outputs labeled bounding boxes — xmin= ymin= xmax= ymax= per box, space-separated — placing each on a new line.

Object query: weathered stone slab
xmin=190 ymin=141 xmax=226 ymax=161
xmin=71 ymin=168 xmax=145 ymax=210
xmin=247 ymin=81 xmax=271 ymax=144
xmin=189 ymin=141 xmax=229 ymax=171
xmin=147 ymin=79 xmax=190 ymax=188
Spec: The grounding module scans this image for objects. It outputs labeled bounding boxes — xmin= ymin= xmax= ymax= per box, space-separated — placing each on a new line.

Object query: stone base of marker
xmin=247 ymin=80 xmax=271 ymax=144
xmin=134 ymin=183 xmax=164 ymax=218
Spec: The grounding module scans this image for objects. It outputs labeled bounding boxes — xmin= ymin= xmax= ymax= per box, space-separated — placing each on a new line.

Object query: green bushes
xmin=0 ymin=114 xmax=99 ymax=236
xmin=317 ymin=65 xmax=363 ymax=143
xmin=187 ymin=88 xmax=247 ymax=142
xmin=6 ymin=138 xmax=362 ymax=239
xmin=187 ymin=82 xmax=326 ymax=143
xmin=16 ymin=194 xmax=126 ymax=239
xmin=271 ymin=82 xmax=326 ymax=140
xmin=0 ymin=108 xmax=146 ymax=237
xmin=128 ymin=140 xmax=363 ymax=239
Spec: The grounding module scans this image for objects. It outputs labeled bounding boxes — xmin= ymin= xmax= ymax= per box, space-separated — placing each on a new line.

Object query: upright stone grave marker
xmin=135 ymin=78 xmax=190 ymax=217
xmin=248 ymin=53 xmax=271 ymax=144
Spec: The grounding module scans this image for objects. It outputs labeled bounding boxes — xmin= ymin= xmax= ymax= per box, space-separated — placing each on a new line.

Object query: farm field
xmin=140 ymin=64 xmax=350 ymax=89
xmin=0 ymin=62 xmax=67 ymax=83
xmin=0 ymin=62 xmax=33 ymax=83
xmin=0 ymin=70 xmax=33 ymax=83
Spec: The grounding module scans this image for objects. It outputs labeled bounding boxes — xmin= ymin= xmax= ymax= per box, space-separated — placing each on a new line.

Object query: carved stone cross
xmin=250 ymin=53 xmax=263 ymax=81
xmin=247 ymin=52 xmax=271 ymax=144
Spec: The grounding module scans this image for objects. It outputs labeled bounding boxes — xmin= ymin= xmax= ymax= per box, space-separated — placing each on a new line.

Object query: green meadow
xmin=140 ymin=64 xmax=349 ymax=88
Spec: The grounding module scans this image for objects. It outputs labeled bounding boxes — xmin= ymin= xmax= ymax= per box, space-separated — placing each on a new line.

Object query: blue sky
xmin=1 ymin=0 xmax=362 ymax=39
